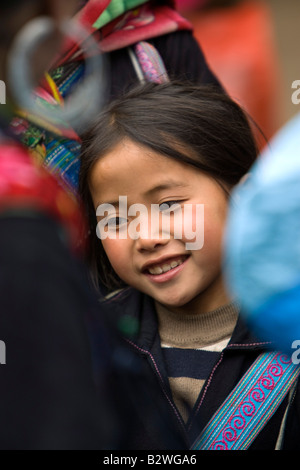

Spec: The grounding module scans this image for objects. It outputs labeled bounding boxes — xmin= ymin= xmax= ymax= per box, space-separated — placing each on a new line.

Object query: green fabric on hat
xmin=93 ymin=0 xmax=149 ymax=29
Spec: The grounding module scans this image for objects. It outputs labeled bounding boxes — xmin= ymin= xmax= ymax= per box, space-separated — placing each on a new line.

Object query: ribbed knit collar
xmin=155 ymin=301 xmax=239 ymax=348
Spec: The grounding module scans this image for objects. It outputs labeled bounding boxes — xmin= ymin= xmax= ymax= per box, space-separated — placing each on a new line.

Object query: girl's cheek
xmin=102 ymin=239 xmax=121 ymax=265
xmin=102 ymin=239 xmax=132 ymax=278
xmin=179 ymin=204 xmax=205 ymax=250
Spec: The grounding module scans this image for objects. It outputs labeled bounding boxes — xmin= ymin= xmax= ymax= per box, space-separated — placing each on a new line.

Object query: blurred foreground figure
xmin=0 ymin=0 xmax=109 ymax=450
xmin=225 ymin=111 xmax=300 ymax=356
xmin=0 ymin=144 xmax=110 ymax=449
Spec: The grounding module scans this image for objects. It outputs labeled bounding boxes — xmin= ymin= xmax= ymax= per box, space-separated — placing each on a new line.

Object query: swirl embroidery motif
xmin=211 ymin=354 xmax=289 ymax=450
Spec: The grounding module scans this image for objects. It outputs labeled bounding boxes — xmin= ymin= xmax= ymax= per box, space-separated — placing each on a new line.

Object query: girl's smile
xmin=89 ymin=137 xmax=231 ymax=315
xmin=142 ymin=254 xmax=190 ymax=283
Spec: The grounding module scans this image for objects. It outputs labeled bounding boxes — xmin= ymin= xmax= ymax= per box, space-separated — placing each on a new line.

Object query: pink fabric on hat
xmin=176 ymin=0 xmax=209 ymax=11
xmin=55 ymin=1 xmax=192 ymax=64
xmin=99 ymin=3 xmax=192 ymax=52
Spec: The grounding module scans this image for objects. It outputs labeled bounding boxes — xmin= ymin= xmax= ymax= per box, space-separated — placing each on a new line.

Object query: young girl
xmin=79 ymin=82 xmax=300 ymax=450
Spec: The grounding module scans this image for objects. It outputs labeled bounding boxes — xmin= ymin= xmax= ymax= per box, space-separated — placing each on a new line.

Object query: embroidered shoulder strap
xmin=191 ymin=352 xmax=300 ymax=450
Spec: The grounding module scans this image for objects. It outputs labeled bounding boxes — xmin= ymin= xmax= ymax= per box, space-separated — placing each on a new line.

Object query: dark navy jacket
xmin=94 ymin=287 xmax=300 ymax=450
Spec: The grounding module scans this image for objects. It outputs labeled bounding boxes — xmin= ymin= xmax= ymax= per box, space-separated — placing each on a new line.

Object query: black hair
xmin=79 ymin=81 xmax=259 ymax=292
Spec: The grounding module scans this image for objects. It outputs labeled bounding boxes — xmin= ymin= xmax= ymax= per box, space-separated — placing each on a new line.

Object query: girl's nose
xmin=135 ymin=234 xmax=170 ymax=253
xmin=131 ymin=207 xmax=172 ymax=252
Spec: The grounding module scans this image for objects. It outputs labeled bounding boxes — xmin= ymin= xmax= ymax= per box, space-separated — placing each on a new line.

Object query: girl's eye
xmin=158 ymin=201 xmax=182 ymax=213
xmin=105 ymin=217 xmax=128 ymax=228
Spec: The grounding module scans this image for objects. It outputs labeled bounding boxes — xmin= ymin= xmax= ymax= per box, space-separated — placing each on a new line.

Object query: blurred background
xmin=176 ymin=0 xmax=300 ymax=147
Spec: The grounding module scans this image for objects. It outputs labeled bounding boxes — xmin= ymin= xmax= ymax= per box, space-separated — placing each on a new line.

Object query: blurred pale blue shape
xmin=224 ymin=112 xmax=300 ymax=351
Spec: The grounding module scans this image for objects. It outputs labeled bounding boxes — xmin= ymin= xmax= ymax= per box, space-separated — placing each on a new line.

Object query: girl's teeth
xmin=162 ymin=264 xmax=171 ymax=272
xmin=148 ymin=258 xmax=184 ymax=275
xmin=149 ymin=266 xmax=163 ymax=275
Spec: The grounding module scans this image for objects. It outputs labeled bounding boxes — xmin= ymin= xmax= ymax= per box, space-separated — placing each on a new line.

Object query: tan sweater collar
xmin=155 ymin=301 xmax=239 ymax=348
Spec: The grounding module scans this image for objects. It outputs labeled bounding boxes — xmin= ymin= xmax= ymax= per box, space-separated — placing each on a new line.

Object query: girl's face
xmin=89 ymin=138 xmax=231 ymax=314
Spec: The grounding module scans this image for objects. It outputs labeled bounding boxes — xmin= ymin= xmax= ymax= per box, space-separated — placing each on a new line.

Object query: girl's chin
xmin=134 ymin=280 xmax=199 ymax=309
xmin=151 ymin=292 xmax=195 ymax=310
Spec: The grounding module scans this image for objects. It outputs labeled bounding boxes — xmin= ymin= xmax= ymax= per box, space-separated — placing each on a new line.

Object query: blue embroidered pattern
xmin=192 ymin=352 xmax=300 ymax=450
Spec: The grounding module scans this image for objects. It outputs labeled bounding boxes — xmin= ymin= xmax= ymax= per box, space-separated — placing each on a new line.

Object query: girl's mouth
xmin=143 ymin=255 xmax=189 ymax=283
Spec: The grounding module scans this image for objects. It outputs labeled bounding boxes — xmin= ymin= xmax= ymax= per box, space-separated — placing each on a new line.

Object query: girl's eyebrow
xmin=95 ymin=181 xmax=189 ymax=207
xmin=144 ymin=181 xmax=188 ymax=196
xmin=101 ymin=200 xmax=120 ymax=207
